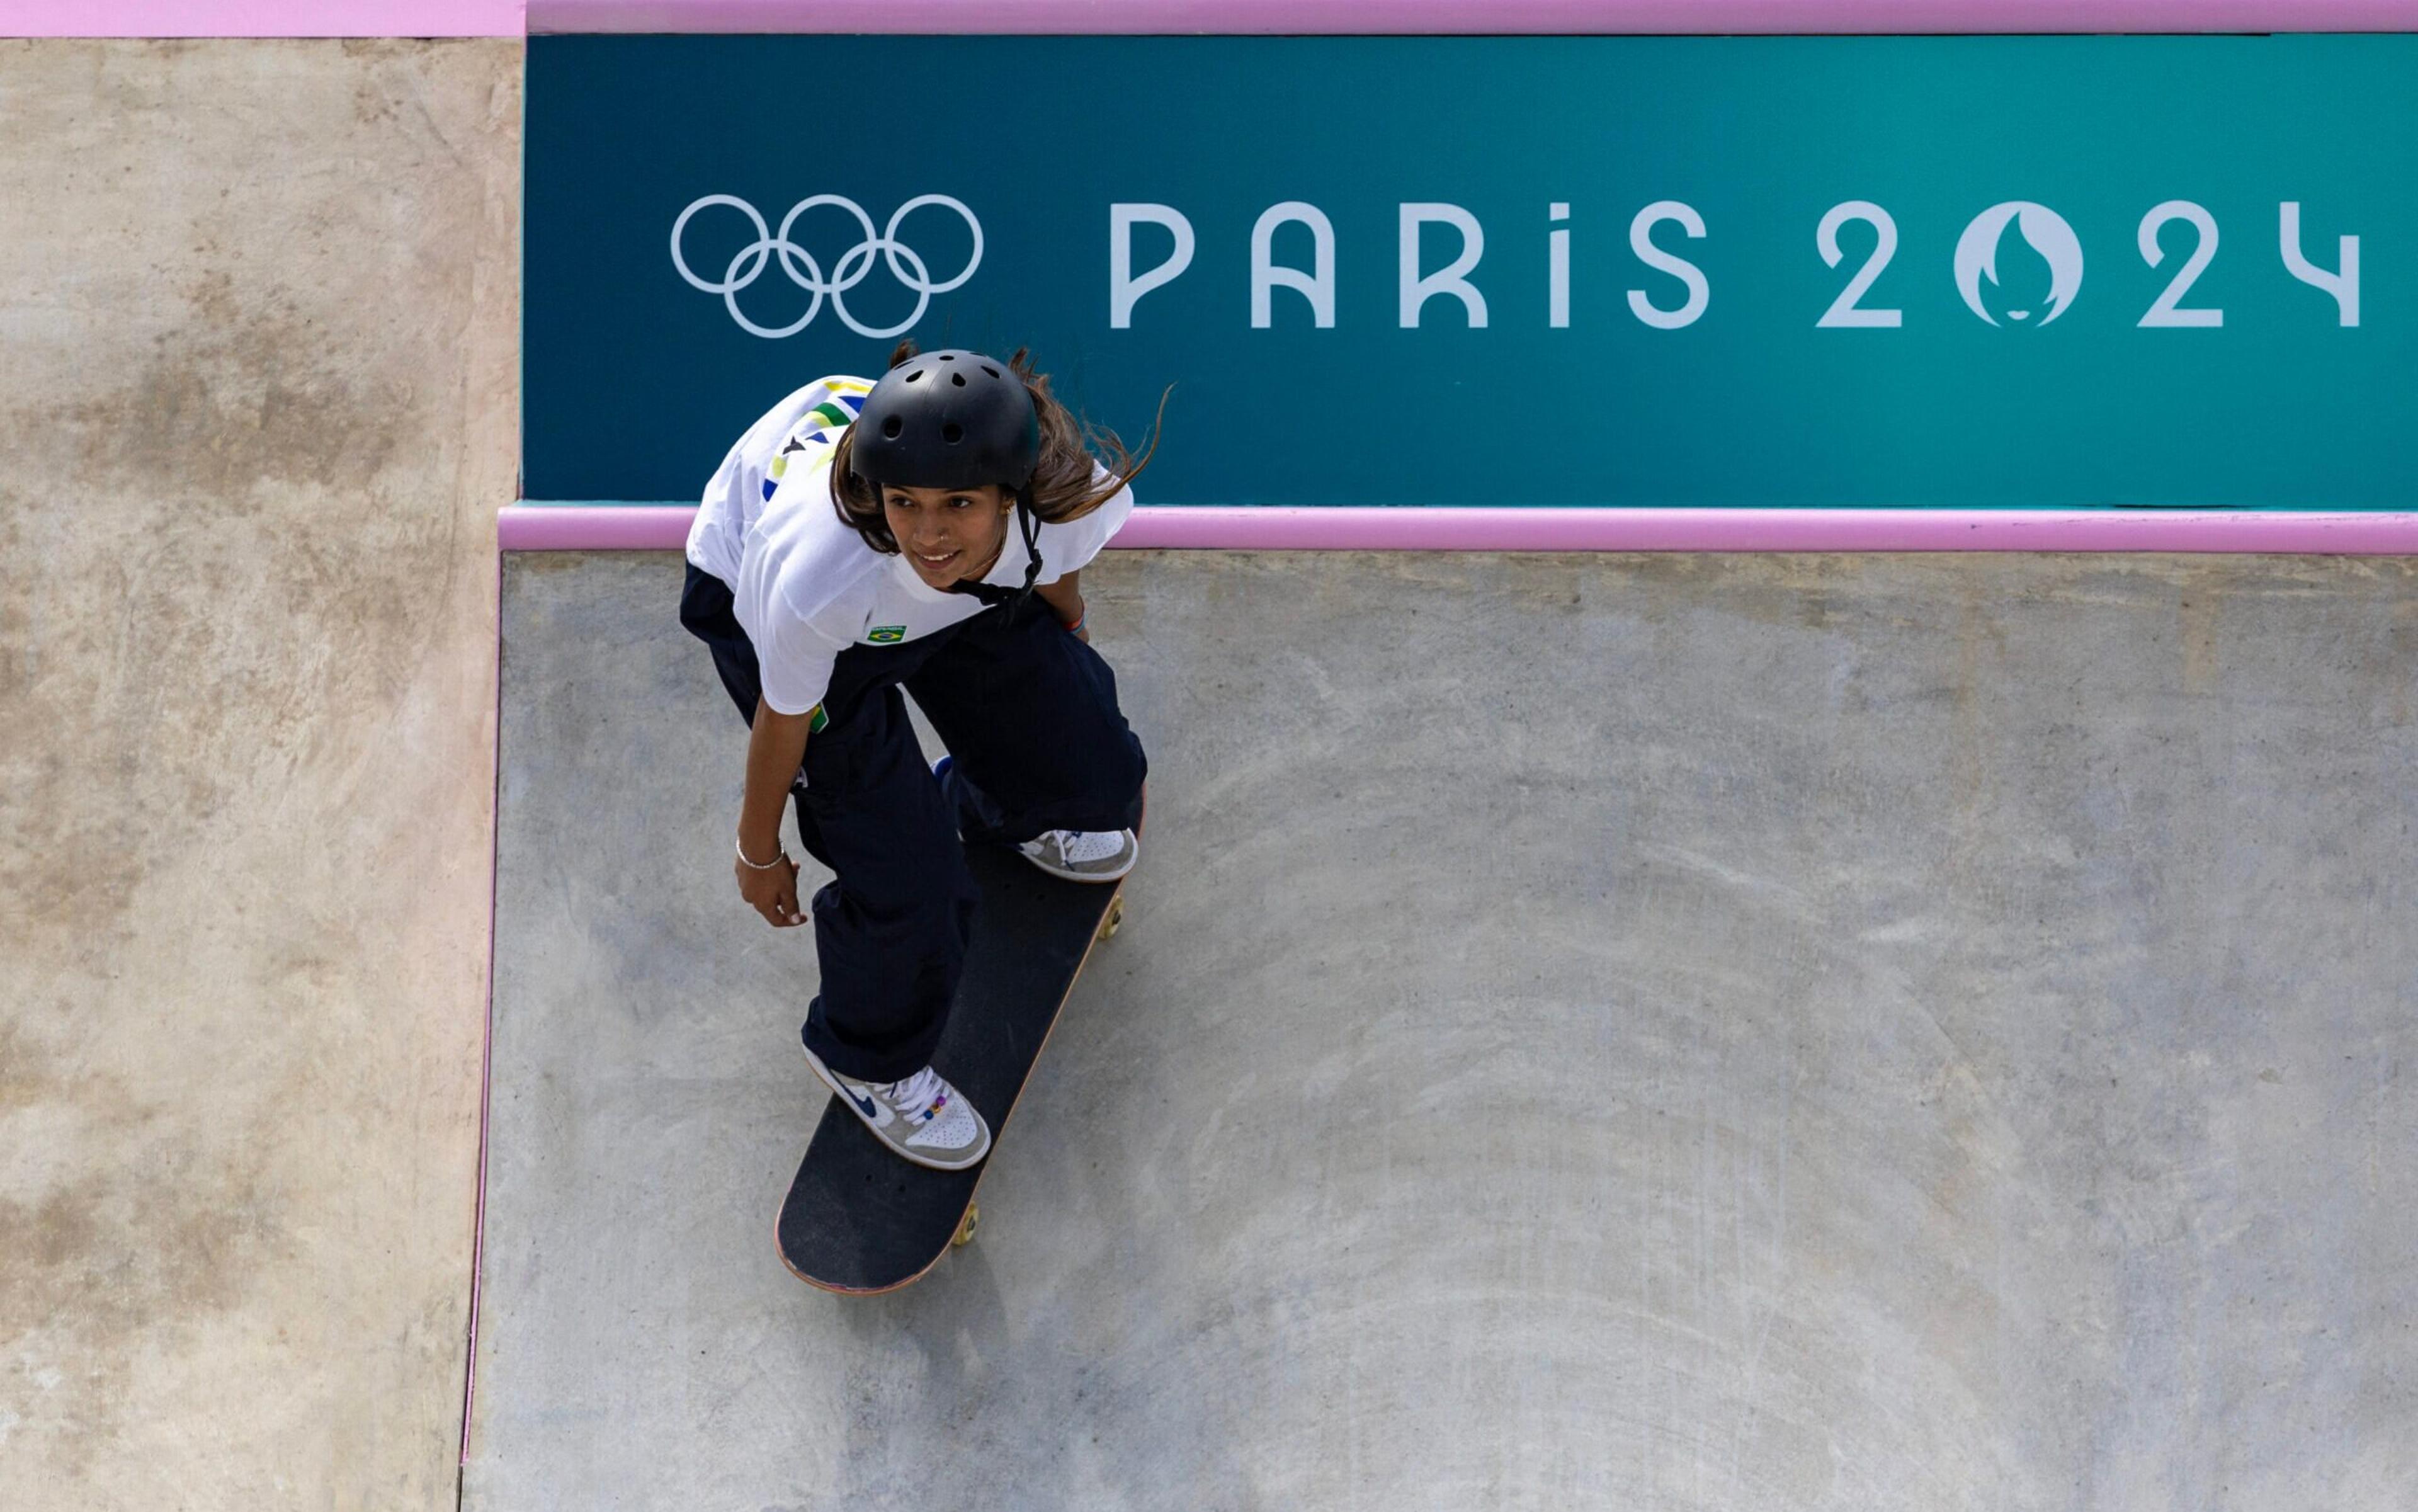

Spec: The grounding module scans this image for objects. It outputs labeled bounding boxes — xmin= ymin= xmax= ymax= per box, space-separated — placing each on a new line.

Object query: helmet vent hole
xmin=941 ymin=422 xmax=964 ymax=444
xmin=982 ymin=365 xmax=999 ymax=378
xmin=950 ymin=372 xmax=967 ymax=387
xmin=904 ymin=369 xmax=923 ymax=384
xmin=937 ymin=353 xmax=955 ymax=361
xmin=882 ymin=416 xmax=904 ymax=438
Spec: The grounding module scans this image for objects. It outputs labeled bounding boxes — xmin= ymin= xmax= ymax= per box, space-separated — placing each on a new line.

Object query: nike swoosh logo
xmin=850 ymin=1091 xmax=880 ymax=1120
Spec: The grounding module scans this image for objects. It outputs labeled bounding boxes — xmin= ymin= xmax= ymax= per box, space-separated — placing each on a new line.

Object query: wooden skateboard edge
xmin=776 ymin=852 xmax=1137 ymax=1297
xmin=778 ymin=1232 xmax=948 ymax=1296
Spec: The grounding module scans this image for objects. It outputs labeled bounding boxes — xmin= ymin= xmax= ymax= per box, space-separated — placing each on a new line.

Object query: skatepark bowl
xmin=468 ymin=545 xmax=2417 ymax=1509
xmin=6 ymin=30 xmax=2415 ymax=1512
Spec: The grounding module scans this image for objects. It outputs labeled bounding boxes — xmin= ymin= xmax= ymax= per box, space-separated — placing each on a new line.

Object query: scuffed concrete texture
xmin=473 ymin=550 xmax=2414 ymax=1511
xmin=0 ymin=41 xmax=517 ymax=1511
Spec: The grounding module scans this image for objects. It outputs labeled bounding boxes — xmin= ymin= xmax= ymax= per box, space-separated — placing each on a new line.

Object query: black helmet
xmin=847 ymin=350 xmax=1040 ymax=492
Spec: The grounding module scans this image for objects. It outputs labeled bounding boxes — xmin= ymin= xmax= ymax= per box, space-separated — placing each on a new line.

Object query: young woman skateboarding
xmin=679 ymin=343 xmax=1157 ymax=1173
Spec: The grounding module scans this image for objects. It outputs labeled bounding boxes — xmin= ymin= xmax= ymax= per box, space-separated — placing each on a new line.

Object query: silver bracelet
xmin=736 ymin=834 xmax=788 ymax=870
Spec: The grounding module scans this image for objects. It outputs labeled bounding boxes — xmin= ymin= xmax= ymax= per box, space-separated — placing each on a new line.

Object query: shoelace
xmin=877 ymin=1066 xmax=945 ymax=1117
xmin=1045 ymin=828 xmax=1127 ymax=864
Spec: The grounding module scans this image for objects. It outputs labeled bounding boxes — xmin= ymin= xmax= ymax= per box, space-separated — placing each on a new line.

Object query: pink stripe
xmin=530 ymin=0 xmax=2418 ymax=32
xmin=499 ymin=505 xmax=2418 ymax=555
xmin=504 ymin=506 xmax=700 ymax=550
xmin=9 ymin=1 xmax=524 ymax=35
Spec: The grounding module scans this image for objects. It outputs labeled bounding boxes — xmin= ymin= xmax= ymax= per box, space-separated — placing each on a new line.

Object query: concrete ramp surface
xmin=466 ymin=548 xmax=2416 ymax=1509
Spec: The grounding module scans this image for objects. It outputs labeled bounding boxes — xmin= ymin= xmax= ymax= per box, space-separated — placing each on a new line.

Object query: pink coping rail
xmin=529 ymin=1 xmax=2418 ymax=33
xmin=6 ymin=2 xmax=525 ymax=35
xmin=499 ymin=505 xmax=2418 ymax=554
xmin=17 ymin=1 xmax=2418 ymax=35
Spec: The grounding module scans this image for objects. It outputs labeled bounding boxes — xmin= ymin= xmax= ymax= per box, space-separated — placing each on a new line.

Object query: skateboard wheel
xmin=1096 ymin=897 xmax=1125 ymax=943
xmin=951 ymin=1203 xmax=979 ymax=1248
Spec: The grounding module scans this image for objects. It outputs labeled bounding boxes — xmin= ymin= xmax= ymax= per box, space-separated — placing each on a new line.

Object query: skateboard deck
xmin=776 ymin=838 xmax=1132 ymax=1294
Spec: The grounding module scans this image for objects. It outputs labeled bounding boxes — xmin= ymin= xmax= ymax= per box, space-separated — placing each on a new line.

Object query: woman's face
xmin=882 ymin=483 xmax=1014 ymax=589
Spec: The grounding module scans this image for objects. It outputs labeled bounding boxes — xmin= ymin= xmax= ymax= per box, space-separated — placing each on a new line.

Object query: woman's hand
xmin=735 ymin=844 xmax=805 ymax=927
xmin=735 ymin=698 xmax=815 ymax=927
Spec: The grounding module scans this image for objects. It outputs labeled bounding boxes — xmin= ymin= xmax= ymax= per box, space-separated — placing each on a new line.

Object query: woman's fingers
xmin=738 ymin=858 xmax=807 ymax=927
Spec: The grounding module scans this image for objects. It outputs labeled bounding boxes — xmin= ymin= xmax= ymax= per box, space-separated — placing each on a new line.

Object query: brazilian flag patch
xmin=866 ymin=625 xmax=907 ymax=644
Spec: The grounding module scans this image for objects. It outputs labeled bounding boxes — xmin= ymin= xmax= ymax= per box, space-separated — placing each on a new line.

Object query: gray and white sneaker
xmin=800 ymin=1040 xmax=992 ymax=1171
xmin=1016 ymin=826 xmax=1138 ymax=882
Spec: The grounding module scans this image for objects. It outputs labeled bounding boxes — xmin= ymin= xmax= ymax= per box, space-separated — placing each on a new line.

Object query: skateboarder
xmin=679 ymin=344 xmax=1157 ymax=1173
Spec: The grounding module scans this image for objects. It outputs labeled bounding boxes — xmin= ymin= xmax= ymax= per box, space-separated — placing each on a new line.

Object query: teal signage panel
xmin=525 ymin=35 xmax=2415 ymax=508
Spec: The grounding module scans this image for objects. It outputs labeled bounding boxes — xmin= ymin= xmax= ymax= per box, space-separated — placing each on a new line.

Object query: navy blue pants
xmin=680 ymin=562 xmax=1146 ymax=1083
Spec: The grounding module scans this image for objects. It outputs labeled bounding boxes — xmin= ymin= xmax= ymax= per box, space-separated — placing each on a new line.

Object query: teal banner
xmin=525 ymin=35 xmax=2415 ymax=508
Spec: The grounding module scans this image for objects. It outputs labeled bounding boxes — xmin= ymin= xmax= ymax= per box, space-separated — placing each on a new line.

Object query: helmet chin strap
xmin=942 ymin=484 xmax=1045 ymax=617
xmin=1012 ymin=485 xmax=1043 ymax=609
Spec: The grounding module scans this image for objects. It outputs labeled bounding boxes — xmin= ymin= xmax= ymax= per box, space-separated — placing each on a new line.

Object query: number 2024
xmin=1811 ymin=200 xmax=2359 ymax=329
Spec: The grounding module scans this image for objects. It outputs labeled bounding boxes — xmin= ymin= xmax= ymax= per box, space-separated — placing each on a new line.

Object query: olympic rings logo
xmin=669 ymin=193 xmax=984 ymax=339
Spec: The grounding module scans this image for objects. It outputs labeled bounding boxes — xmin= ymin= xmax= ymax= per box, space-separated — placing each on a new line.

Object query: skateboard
xmin=776 ymin=827 xmax=1136 ymax=1295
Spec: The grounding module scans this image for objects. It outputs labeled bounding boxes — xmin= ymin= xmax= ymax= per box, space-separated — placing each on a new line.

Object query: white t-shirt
xmin=686 ymin=375 xmax=1136 ymax=719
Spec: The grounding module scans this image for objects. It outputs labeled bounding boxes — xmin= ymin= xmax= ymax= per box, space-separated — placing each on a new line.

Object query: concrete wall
xmin=0 ymin=40 xmax=517 ymax=1509
xmin=474 ymin=548 xmax=2415 ymax=1510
